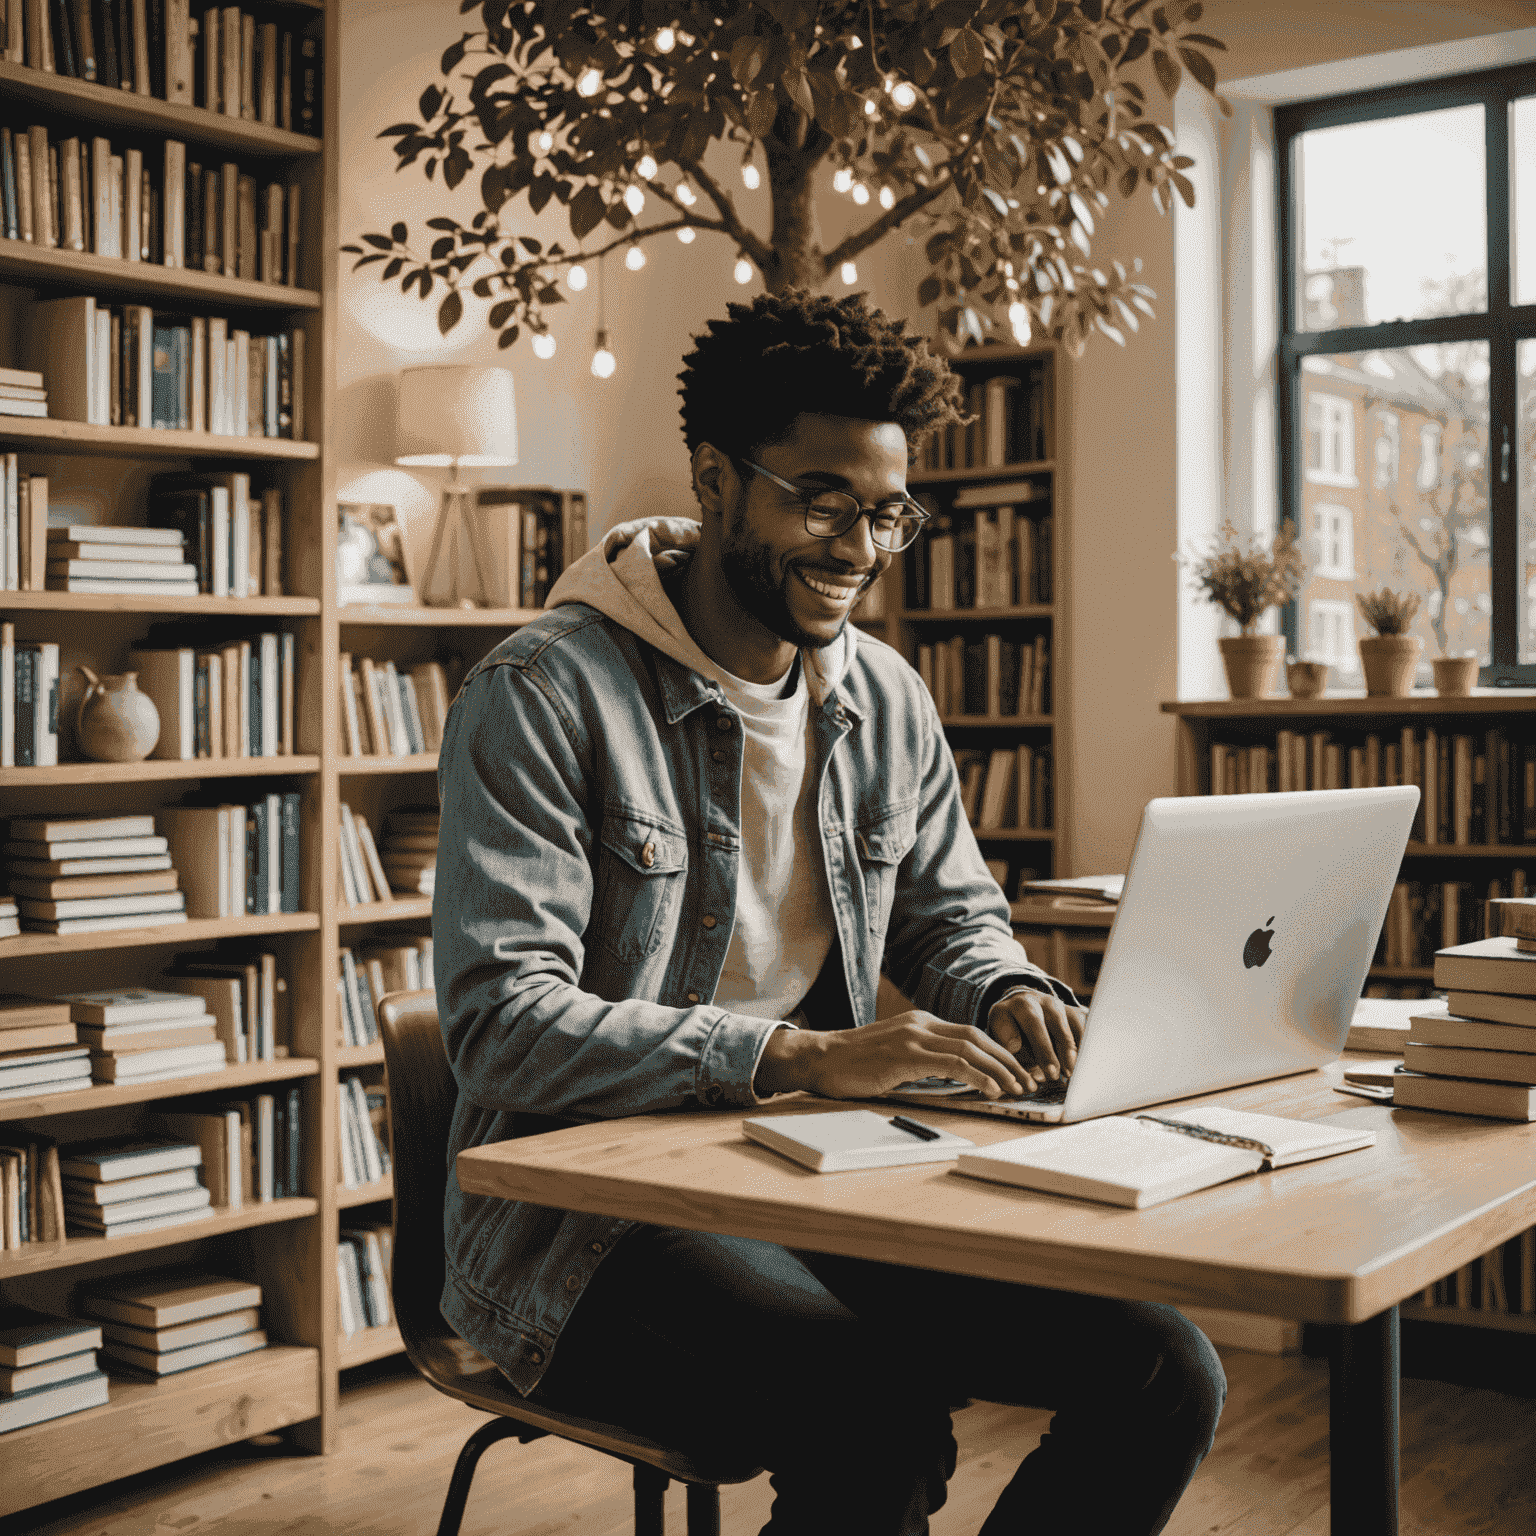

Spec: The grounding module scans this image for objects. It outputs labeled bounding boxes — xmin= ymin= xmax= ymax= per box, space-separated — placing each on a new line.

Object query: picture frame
xmin=337 ymin=502 xmax=417 ymax=605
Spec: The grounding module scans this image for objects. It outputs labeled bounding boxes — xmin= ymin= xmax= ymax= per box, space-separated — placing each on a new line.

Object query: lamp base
xmin=421 ymin=483 xmax=493 ymax=608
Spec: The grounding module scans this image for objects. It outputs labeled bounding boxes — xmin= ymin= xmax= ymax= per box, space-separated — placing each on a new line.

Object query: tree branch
xmin=679 ymin=158 xmax=774 ymax=269
xmin=820 ymin=172 xmax=953 ymax=272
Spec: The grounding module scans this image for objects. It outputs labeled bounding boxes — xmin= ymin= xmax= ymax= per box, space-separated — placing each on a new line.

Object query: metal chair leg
xmin=632 ymin=1464 xmax=668 ymax=1536
xmin=434 ymin=1418 xmax=526 ymax=1536
xmin=685 ymin=1482 xmax=722 ymax=1536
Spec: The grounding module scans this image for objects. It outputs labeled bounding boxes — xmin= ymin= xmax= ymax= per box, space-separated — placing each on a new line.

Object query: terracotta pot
xmin=1432 ymin=654 xmax=1479 ymax=696
xmin=1286 ymin=659 xmax=1330 ymax=699
xmin=1357 ymin=635 xmax=1423 ymax=698
xmin=74 ymin=667 xmax=161 ymax=762
xmin=1219 ymin=635 xmax=1285 ymax=700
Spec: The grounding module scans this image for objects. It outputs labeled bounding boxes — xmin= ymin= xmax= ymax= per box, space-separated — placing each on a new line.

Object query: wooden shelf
xmin=337 ymin=752 xmax=437 ymax=775
xmin=0 ymin=755 xmax=320 ymax=787
xmin=908 ymin=461 xmax=1054 ymax=486
xmin=1163 ymin=690 xmax=1536 ymax=719
xmin=1403 ymin=842 xmax=1536 ymax=858
xmin=0 ymin=240 xmax=322 ymax=310
xmin=336 ymin=1043 xmax=384 ymax=1069
xmin=339 ymin=603 xmax=542 ymax=628
xmin=1401 ymin=1304 xmax=1536 ymax=1334
xmin=0 ymin=60 xmax=324 ymax=158
xmin=0 ymin=1195 xmax=318 ymax=1280
xmin=0 ymin=1056 xmax=319 ymax=1124
xmin=940 ymin=715 xmax=1051 ymax=728
xmin=0 ymin=911 xmax=318 ymax=957
xmin=0 ymin=591 xmax=319 ymax=615
xmin=337 ymin=1176 xmax=393 ymax=1209
xmin=337 ymin=1324 xmax=404 ymax=1369
xmin=0 ymin=417 xmax=319 ymax=460
xmin=338 ymin=899 xmax=432 ymax=926
xmin=0 ymin=1344 xmax=320 ymax=1520
xmin=903 ymin=605 xmax=1052 ymax=622
xmin=971 ymin=827 xmax=1054 ymax=842
xmin=1369 ymin=965 xmax=1435 ymax=980
xmin=1010 ymin=901 xmax=1116 ymax=928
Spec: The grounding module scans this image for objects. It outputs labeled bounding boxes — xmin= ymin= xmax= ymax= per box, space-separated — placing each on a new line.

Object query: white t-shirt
xmin=708 ymin=658 xmax=834 ymax=1020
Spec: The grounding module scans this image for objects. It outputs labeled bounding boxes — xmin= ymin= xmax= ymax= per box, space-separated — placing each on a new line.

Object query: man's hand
xmin=754 ymin=1011 xmax=1030 ymax=1100
xmin=988 ymin=988 xmax=1087 ymax=1088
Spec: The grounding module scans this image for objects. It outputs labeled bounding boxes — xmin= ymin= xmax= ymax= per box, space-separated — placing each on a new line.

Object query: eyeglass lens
xmin=803 ymin=492 xmax=925 ymax=550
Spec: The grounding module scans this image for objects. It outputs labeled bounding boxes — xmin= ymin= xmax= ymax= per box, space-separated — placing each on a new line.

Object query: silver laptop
xmin=888 ymin=787 xmax=1419 ymax=1124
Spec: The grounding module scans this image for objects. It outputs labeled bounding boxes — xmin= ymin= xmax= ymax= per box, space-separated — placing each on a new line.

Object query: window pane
xmin=1295 ymin=343 xmax=1491 ymax=680
xmin=1519 ymin=340 xmax=1536 ymax=661
xmin=1294 ymin=105 xmax=1486 ymax=331
xmin=1516 ymin=97 xmax=1536 ymax=307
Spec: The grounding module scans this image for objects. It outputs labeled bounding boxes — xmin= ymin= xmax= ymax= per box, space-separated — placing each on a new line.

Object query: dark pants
xmin=531 ymin=1225 xmax=1227 ymax=1535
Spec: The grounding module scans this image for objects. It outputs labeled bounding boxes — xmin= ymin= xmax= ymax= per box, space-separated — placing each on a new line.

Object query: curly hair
xmin=678 ymin=290 xmax=966 ymax=464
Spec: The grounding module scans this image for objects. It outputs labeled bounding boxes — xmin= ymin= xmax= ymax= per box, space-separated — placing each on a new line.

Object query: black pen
xmin=889 ymin=1114 xmax=941 ymax=1142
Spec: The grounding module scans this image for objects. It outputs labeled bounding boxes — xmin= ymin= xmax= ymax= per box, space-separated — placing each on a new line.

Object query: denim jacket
xmin=434 ymin=530 xmax=1068 ymax=1396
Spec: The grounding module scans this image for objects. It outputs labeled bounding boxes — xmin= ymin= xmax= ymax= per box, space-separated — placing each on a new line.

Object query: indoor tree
xmin=344 ymin=0 xmax=1229 ymax=359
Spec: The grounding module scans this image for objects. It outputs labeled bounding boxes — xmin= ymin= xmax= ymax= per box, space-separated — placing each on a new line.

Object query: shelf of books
xmin=0 ymin=0 xmax=344 ymax=1488
xmin=881 ymin=343 xmax=1066 ymax=910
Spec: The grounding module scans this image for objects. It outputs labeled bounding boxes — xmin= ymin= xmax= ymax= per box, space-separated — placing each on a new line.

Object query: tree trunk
xmin=763 ymin=125 xmax=826 ymax=293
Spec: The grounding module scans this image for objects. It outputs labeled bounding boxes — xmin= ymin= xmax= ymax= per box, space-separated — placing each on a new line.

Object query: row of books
xmin=954 ymin=744 xmax=1054 ymax=833
xmin=0 ymin=363 xmax=45 ymax=418
xmin=4 ymin=2 xmax=321 ymax=133
xmin=337 ymin=1223 xmax=394 ymax=1337
xmin=914 ymin=362 xmax=1051 ymax=471
xmin=0 ymin=125 xmax=301 ymax=286
xmin=1376 ymin=881 xmax=1508 ymax=969
xmin=29 ymin=294 xmax=305 ymax=437
xmin=161 ymin=795 xmax=302 ymax=917
xmin=339 ymin=655 xmax=450 ymax=758
xmin=338 ymin=938 xmax=433 ymax=1048
xmin=1 ymin=458 xmax=47 ymax=590
xmin=917 ymin=633 xmax=1050 ymax=719
xmin=1207 ymin=726 xmax=1536 ymax=846
xmin=337 ymin=1073 xmax=389 ymax=1190
xmin=338 ymin=804 xmax=436 ymax=906
xmin=907 ymin=489 xmax=1053 ymax=610
xmin=1417 ymin=1231 xmax=1536 ymax=1315
xmin=143 ymin=471 xmax=286 ymax=595
xmin=0 ymin=625 xmax=59 ymax=767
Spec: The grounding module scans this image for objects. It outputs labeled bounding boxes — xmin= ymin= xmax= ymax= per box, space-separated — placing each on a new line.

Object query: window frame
xmin=1305 ymin=393 xmax=1357 ymax=487
xmin=1307 ymin=597 xmax=1359 ymax=669
xmin=1276 ymin=61 xmax=1536 ymax=682
xmin=1312 ymin=502 xmax=1356 ymax=580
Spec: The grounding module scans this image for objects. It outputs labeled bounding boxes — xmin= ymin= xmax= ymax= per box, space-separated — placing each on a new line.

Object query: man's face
xmin=718 ymin=413 xmax=906 ymax=651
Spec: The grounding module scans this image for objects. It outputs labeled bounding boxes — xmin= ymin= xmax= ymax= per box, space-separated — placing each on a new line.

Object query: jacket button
xmin=716 ymin=716 xmax=733 ymax=731
xmin=565 ymin=1275 xmax=581 ymax=1292
xmin=686 ymin=991 xmax=700 ymax=1003
xmin=525 ymin=1343 xmax=544 ymax=1363
xmin=640 ymin=841 xmax=656 ymax=868
xmin=590 ymin=1241 xmax=604 ymax=1254
xmin=702 ymin=914 xmax=717 ymax=929
xmin=712 ymin=749 xmax=726 ymax=762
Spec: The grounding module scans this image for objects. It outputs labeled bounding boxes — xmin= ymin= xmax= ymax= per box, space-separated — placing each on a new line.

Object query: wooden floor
xmin=11 ymin=1349 xmax=1536 ymax=1536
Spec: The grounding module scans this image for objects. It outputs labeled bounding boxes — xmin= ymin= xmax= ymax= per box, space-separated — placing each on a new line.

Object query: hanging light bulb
xmin=890 ymin=80 xmax=917 ymax=110
xmin=591 ymin=329 xmax=616 ymax=378
xmin=567 ymin=263 xmax=588 ymax=291
xmin=832 ymin=167 xmax=853 ymax=193
xmin=741 ymin=163 xmax=760 ymax=190
xmin=864 ymin=98 xmax=878 ymax=116
xmin=536 ymin=129 xmax=554 ymax=154
xmin=733 ymin=257 xmax=753 ymax=284
xmin=532 ymin=332 xmax=557 ymax=359
xmin=840 ymin=261 xmax=858 ymax=285
xmin=625 ymin=243 xmax=646 ymax=271
xmin=623 ymin=184 xmax=645 ymax=215
xmin=675 ymin=183 xmax=697 ymax=206
xmin=1008 ymin=301 xmax=1032 ymax=345
xmin=851 ymin=182 xmax=869 ymax=205
xmin=576 ymin=67 xmax=603 ymax=97
xmin=878 ymin=185 xmax=895 ymax=210
xmin=654 ymin=26 xmax=676 ymax=52
xmin=636 ymin=153 xmax=657 ymax=180
xmin=677 ymin=226 xmax=696 ymax=243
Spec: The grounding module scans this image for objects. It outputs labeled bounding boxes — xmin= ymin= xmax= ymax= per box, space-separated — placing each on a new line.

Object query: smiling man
xmin=434 ymin=291 xmax=1224 ymax=1535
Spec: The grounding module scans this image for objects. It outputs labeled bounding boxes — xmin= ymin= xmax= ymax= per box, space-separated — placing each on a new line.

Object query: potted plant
xmin=1431 ymin=652 xmax=1479 ymax=696
xmin=1355 ymin=589 xmax=1423 ymax=697
xmin=1185 ymin=519 xmax=1307 ymax=699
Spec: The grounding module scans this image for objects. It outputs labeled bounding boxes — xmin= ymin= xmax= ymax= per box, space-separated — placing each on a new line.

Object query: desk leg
xmin=1327 ymin=1305 xmax=1400 ymax=1536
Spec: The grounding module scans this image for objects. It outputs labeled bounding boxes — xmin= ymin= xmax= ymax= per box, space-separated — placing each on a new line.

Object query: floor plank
xmin=10 ymin=1350 xmax=1536 ymax=1536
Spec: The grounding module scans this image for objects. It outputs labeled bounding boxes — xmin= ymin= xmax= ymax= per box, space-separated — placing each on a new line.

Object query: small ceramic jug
xmin=75 ymin=666 xmax=161 ymax=762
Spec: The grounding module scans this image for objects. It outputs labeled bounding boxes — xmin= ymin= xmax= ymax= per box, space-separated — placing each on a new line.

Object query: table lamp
xmin=395 ymin=365 xmax=519 ymax=607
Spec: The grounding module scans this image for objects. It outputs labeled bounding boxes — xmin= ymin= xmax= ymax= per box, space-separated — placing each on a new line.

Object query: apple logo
xmin=1243 ymin=918 xmax=1276 ymax=970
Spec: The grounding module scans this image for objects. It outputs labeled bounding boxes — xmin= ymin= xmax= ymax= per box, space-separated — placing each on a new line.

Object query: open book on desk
xmin=1017 ymin=874 xmax=1123 ymax=904
xmin=952 ymin=1105 xmax=1376 ymax=1208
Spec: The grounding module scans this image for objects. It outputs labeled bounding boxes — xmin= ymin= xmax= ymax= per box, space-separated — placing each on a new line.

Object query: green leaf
xmin=917 ymin=274 xmax=942 ymax=307
xmin=488 ymin=300 xmax=517 ymax=327
xmin=746 ymin=90 xmax=778 ymax=138
xmin=1121 ymin=32 xmax=1150 ymax=66
xmin=445 ymin=146 xmax=473 ymax=190
xmin=1152 ymin=49 xmax=1181 ymax=99
xmin=430 ymin=236 xmax=455 ymax=260
xmin=363 ymin=233 xmax=395 ymax=250
xmin=383 ymin=257 xmax=405 ymax=280
xmin=1177 ymin=46 xmax=1217 ymax=92
xmin=441 ymin=38 xmax=467 ymax=74
xmin=949 ymin=28 xmax=984 ymax=78
xmin=420 ymin=84 xmax=444 ymax=119
xmin=520 ymin=236 xmax=543 ymax=255
xmin=529 ymin=173 xmax=556 ymax=215
xmin=378 ymin=123 xmax=419 ymax=138
xmin=350 ymin=253 xmax=387 ymax=268
xmin=569 ymin=184 xmax=606 ymax=239
xmin=390 ymin=221 xmax=408 ymax=243
xmin=730 ymin=35 xmax=766 ymax=87
xmin=498 ymin=326 xmax=520 ymax=349
xmin=426 ymin=217 xmax=459 ymax=231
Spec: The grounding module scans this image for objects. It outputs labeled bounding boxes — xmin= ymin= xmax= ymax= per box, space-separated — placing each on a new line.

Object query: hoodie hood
xmin=546 ymin=515 xmax=854 ymax=705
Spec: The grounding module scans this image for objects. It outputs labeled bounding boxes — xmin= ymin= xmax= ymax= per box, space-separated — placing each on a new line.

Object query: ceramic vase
xmin=1432 ymin=654 xmax=1479 ymax=696
xmin=1286 ymin=659 xmax=1330 ymax=699
xmin=1357 ymin=635 xmax=1422 ymax=698
xmin=1218 ymin=635 xmax=1285 ymax=700
xmin=75 ymin=667 xmax=161 ymax=762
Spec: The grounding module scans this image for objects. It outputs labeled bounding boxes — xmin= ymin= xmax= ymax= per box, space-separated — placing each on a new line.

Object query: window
xmin=1308 ymin=599 xmax=1358 ymax=669
xmin=1306 ymin=393 xmax=1356 ymax=485
xmin=1279 ymin=64 xmax=1536 ymax=679
xmin=1313 ymin=504 xmax=1355 ymax=579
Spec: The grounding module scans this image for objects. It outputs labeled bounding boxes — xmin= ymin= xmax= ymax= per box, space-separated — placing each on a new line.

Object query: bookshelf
xmin=0 ymin=0 xmax=341 ymax=1501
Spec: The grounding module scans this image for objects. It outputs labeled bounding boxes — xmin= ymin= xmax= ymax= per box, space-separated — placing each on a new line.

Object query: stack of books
xmin=161 ymin=949 xmax=283 ymax=1063
xmin=337 ymin=1074 xmax=390 ymax=1191
xmin=60 ymin=989 xmax=226 ymax=1087
xmin=337 ymin=1224 xmax=394 ymax=1338
xmin=59 ymin=1139 xmax=214 ymax=1238
xmin=4 ymin=814 xmax=186 ymax=934
xmin=0 ymin=995 xmax=90 ymax=1102
xmin=0 ymin=1129 xmax=66 ymax=1245
xmin=0 ymin=1310 xmax=108 ymax=1432
xmin=378 ymin=808 xmax=438 ymax=897
xmin=338 ymin=656 xmax=449 ymax=757
xmin=149 ymin=1087 xmax=303 ymax=1206
xmin=0 ymin=623 xmax=60 ymax=764
xmin=148 ymin=475 xmax=286 ymax=597
xmin=1389 ymin=936 xmax=1536 ymax=1120
xmin=0 ymin=891 xmax=17 ymax=937
xmin=0 ymin=366 xmax=46 ymax=418
xmin=84 ymin=1272 xmax=267 ymax=1379
xmin=45 ymin=524 xmax=195 ymax=598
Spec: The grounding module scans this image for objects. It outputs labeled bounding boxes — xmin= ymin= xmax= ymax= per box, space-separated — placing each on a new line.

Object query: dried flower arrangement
xmin=1184 ymin=518 xmax=1307 ymax=636
xmin=1355 ymin=588 xmax=1421 ymax=637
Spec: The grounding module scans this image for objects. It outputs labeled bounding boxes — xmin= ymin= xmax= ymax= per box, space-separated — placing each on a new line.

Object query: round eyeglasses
xmin=740 ymin=458 xmax=931 ymax=552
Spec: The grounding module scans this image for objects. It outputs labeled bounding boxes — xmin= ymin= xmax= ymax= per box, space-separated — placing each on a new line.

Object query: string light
xmin=851 ymin=183 xmax=869 ymax=205
xmin=878 ymin=185 xmax=895 ymax=210
xmin=733 ymin=257 xmax=753 ymax=284
xmin=655 ymin=26 xmax=676 ymax=51
xmin=675 ymin=183 xmax=696 ymax=206
xmin=863 ymin=98 xmax=877 ymax=116
xmin=591 ymin=330 xmax=617 ymax=377
xmin=623 ymin=185 xmax=645 ymax=215
xmin=576 ymin=68 xmax=603 ymax=97
xmin=677 ymin=227 xmax=696 ymax=243
xmin=536 ymin=130 xmax=554 ymax=153
xmin=625 ymin=244 xmax=646 ymax=271
xmin=567 ymin=263 xmax=588 ymax=291
xmin=1008 ymin=302 xmax=1031 ymax=345
xmin=741 ymin=163 xmax=760 ymax=190
xmin=532 ymin=332 xmax=556 ymax=359
xmin=637 ymin=154 xmax=657 ymax=179
xmin=890 ymin=81 xmax=917 ymax=110
xmin=840 ymin=261 xmax=858 ymax=284
xmin=832 ymin=167 xmax=853 ymax=193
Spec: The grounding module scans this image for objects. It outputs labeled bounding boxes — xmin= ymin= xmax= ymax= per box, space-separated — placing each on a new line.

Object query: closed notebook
xmin=742 ymin=1110 xmax=975 ymax=1173
xmin=953 ymin=1107 xmax=1376 ymax=1209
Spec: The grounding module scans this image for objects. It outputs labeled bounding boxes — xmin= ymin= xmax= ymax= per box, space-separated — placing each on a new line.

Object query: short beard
xmin=720 ymin=492 xmax=852 ymax=651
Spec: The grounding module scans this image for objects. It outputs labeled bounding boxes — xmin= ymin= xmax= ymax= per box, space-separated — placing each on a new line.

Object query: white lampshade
xmin=394 ymin=365 xmax=518 ymax=468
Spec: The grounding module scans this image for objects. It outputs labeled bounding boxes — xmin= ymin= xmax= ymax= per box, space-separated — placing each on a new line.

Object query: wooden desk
xmin=457 ymin=1062 xmax=1536 ymax=1536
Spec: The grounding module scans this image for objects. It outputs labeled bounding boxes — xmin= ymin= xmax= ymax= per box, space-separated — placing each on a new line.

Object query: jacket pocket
xmin=591 ymin=814 xmax=688 ymax=961
xmin=855 ymin=806 xmax=918 ymax=934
